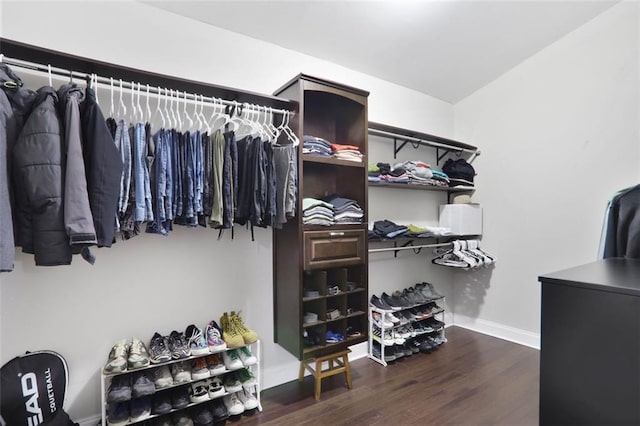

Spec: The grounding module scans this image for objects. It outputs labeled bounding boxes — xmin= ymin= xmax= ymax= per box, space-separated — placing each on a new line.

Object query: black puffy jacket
xmin=13 ymin=87 xmax=72 ymax=266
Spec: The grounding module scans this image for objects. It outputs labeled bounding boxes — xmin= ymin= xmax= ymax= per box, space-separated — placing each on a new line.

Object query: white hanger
xmin=110 ymin=78 xmax=115 ymax=117
xmin=164 ymin=88 xmax=172 ymax=128
xmin=200 ymin=96 xmax=211 ymax=133
xmin=93 ymin=74 xmax=99 ymax=105
xmin=184 ymin=91 xmax=193 ymax=130
xmin=118 ymin=79 xmax=126 ymax=119
xmin=209 ymin=98 xmax=226 ymax=131
xmin=129 ymin=81 xmax=137 ymax=123
xmin=194 ymin=94 xmax=203 ymax=130
xmin=47 ymin=64 xmax=52 ymax=87
xmin=173 ymin=90 xmax=182 ymax=130
xmin=136 ymin=83 xmax=144 ymax=122
xmin=154 ymin=87 xmax=166 ymax=128
xmin=145 ymin=84 xmax=152 ymax=121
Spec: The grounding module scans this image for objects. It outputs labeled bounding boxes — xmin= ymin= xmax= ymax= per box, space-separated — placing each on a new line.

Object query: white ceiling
xmin=144 ymin=1 xmax=618 ymax=103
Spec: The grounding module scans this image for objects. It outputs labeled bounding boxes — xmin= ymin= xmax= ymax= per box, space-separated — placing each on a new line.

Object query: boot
xmin=231 ymin=311 xmax=259 ymax=344
xmin=219 ymin=312 xmax=244 ymax=349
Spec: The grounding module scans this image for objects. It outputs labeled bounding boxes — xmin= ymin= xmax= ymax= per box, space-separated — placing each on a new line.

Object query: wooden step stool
xmin=298 ymin=349 xmax=353 ymax=400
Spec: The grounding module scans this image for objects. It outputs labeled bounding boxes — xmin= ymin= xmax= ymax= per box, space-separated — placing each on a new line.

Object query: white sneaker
xmin=222 ymin=349 xmax=243 ymax=370
xmin=223 ymin=393 xmax=245 ymax=415
xmin=236 ymin=389 xmax=258 ymax=410
xmin=207 ymin=377 xmax=225 ymax=399
xmin=170 ymin=361 xmax=191 ymax=384
xmin=149 ymin=365 xmax=173 ymax=389
xmin=237 ymin=346 xmax=257 ymax=366
xmin=385 ymin=312 xmax=401 ymax=324
xmin=189 ymin=380 xmax=209 ymax=403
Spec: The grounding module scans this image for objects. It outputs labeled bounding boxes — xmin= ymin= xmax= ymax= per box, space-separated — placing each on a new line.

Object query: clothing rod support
xmin=0 ymin=55 xmax=293 ymax=115
xmin=369 ymin=128 xmax=478 ymax=156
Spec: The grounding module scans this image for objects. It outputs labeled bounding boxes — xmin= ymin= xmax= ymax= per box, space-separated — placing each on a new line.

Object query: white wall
xmin=452 ymin=2 xmax=640 ymax=346
xmin=0 ymin=1 xmax=454 ymax=422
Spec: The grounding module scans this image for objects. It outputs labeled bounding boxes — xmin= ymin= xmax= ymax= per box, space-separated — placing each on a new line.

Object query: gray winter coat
xmin=13 ymin=87 xmax=72 ymax=266
xmin=57 ymin=84 xmax=97 ymax=247
xmin=0 ymin=64 xmax=36 ymax=272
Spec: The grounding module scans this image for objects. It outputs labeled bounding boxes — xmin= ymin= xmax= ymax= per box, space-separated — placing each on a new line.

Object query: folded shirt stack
xmin=368 ymin=161 xmax=449 ymax=187
xmin=302 ymin=198 xmax=335 ymax=226
xmin=407 ymin=224 xmax=453 ymax=237
xmin=322 ymin=194 xmax=364 ymax=224
xmin=303 ymin=135 xmax=332 ymax=157
xmin=371 ymin=219 xmax=408 ymax=239
xmin=331 ymin=143 xmax=364 ymax=163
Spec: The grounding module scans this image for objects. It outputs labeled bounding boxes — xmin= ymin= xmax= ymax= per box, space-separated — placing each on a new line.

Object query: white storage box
xmin=439 ymin=204 xmax=483 ymax=236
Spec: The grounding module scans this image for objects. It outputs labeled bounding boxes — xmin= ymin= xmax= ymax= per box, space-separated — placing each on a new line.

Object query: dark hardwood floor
xmin=234 ymin=327 xmax=539 ymax=425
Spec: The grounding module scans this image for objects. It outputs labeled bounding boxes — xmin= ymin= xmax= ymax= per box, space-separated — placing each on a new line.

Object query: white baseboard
xmin=78 ymin=414 xmax=101 ymax=426
xmin=453 ymin=314 xmax=540 ymax=349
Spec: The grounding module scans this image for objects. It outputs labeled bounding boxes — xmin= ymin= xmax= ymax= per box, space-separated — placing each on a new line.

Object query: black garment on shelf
xmin=443 ymin=158 xmax=475 ymax=186
xmin=377 ymin=162 xmax=391 ymax=175
xmin=604 ymin=185 xmax=640 ymax=259
xmin=372 ymin=219 xmax=408 ymax=239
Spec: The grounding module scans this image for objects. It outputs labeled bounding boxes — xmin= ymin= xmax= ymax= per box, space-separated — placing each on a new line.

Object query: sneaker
xmin=385 ymin=312 xmax=401 ymax=324
xmin=151 ymin=393 xmax=172 ymax=415
xmin=369 ymin=295 xmax=394 ymax=312
xmin=171 ymin=386 xmax=190 ymax=409
xmin=211 ymin=399 xmax=229 ymax=422
xmin=219 ymin=312 xmax=245 ymax=349
xmin=407 ymin=338 xmax=421 ymax=354
xmin=191 ymin=357 xmax=210 ymax=380
xmin=415 ymin=282 xmax=435 ymax=300
xmin=107 ymin=375 xmax=132 ymax=403
xmin=237 ymin=368 xmax=257 ymax=388
xmin=426 ymin=282 xmax=443 ymax=298
xmin=171 ymin=360 xmax=192 ymax=384
xmin=372 ymin=311 xmax=393 ymax=328
xmin=149 ymin=365 xmax=174 ymax=389
xmin=149 ymin=333 xmax=172 ymax=364
xmin=207 ymin=376 xmax=225 ymax=398
xmin=223 ymin=393 xmax=245 ymax=416
xmin=172 ymin=413 xmax=194 ymax=426
xmin=191 ymin=404 xmax=214 ymax=426
xmin=128 ymin=338 xmax=151 ymax=369
xmin=104 ymin=340 xmax=129 ymax=374
xmin=106 ymin=402 xmax=129 ymax=425
xmin=371 ymin=326 xmax=395 ymax=346
xmin=169 ymin=330 xmax=191 ymax=359
xmin=189 ymin=380 xmax=210 ymax=403
xmin=131 ymin=372 xmax=155 ymax=398
xmin=130 ymin=396 xmax=151 ymax=421
xmin=205 ymin=320 xmax=228 ymax=352
xmin=230 ymin=311 xmax=259 ymax=344
xmin=237 ymin=346 xmax=257 ymax=366
xmin=221 ymin=349 xmax=243 ymax=370
xmin=236 ymin=389 xmax=258 ymax=410
xmin=223 ymin=372 xmax=242 ymax=393
xmin=185 ymin=324 xmax=210 ymax=356
xmin=205 ymin=354 xmax=226 ymax=375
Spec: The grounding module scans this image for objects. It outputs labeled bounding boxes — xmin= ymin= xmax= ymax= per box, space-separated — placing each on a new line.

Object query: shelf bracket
xmin=393 ymin=137 xmax=410 ymax=159
xmin=436 ymin=148 xmax=451 ymax=165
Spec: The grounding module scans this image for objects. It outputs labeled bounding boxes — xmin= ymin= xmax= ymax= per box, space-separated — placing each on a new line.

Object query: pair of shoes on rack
xmin=326 ymin=330 xmax=344 ymax=343
xmin=149 ymin=330 xmax=190 ymax=362
xmin=220 ymin=311 xmax=259 ymax=348
xmin=104 ymin=338 xmax=151 ymax=374
xmin=415 ymin=282 xmax=443 ymax=300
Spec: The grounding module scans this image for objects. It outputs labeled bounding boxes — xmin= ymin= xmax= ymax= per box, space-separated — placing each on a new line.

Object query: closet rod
xmin=368 ymin=242 xmax=452 ymax=253
xmin=368 ymin=128 xmax=479 ymax=156
xmin=0 ymin=55 xmax=293 ymax=115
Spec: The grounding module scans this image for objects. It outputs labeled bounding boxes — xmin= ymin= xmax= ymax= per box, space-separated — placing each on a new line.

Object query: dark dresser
xmin=538 ymin=258 xmax=640 ymax=424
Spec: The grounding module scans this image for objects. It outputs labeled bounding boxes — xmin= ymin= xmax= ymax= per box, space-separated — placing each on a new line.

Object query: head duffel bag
xmin=0 ymin=350 xmax=78 ymax=426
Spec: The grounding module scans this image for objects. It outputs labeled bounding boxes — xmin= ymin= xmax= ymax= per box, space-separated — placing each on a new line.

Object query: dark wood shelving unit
xmin=273 ymin=74 xmax=369 ymax=360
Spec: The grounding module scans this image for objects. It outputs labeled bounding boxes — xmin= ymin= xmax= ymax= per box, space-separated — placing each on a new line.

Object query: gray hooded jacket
xmin=57 ymin=84 xmax=97 ymax=247
xmin=0 ymin=64 xmax=36 ymax=272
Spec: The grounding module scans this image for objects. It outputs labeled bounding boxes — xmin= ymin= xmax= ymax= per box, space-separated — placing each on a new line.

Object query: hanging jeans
xmin=133 ymin=122 xmax=153 ymax=222
xmin=114 ymin=120 xmax=131 ymax=217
